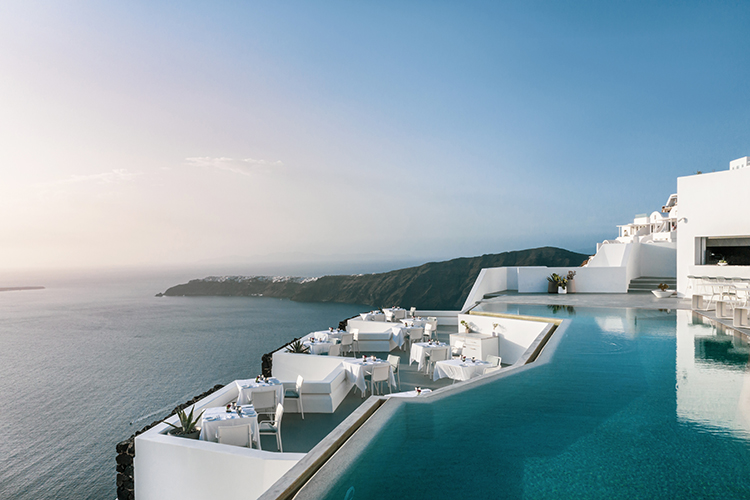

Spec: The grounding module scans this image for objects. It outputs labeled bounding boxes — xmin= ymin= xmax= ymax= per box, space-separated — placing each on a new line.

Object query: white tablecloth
xmin=235 ymin=379 xmax=284 ymax=406
xmin=382 ymin=307 xmax=407 ymax=320
xmin=360 ymin=311 xmax=385 ymax=321
xmin=389 ymin=326 xmax=406 ymax=350
xmin=433 ymin=359 xmax=491 ymax=381
xmin=342 ymin=358 xmax=397 ymax=393
xmin=401 ymin=317 xmax=427 ymax=328
xmin=312 ymin=330 xmax=344 ymax=342
xmin=199 ymin=406 xmax=259 ymax=446
xmin=303 ymin=340 xmax=333 ymax=355
xmin=409 ymin=342 xmax=450 ymax=371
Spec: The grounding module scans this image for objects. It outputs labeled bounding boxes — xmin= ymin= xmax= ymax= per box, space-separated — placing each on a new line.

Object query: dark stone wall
xmin=115 ymin=384 xmax=225 ymax=500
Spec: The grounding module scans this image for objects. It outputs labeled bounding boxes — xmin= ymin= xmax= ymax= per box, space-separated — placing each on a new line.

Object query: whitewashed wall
xmin=135 ymin=383 xmax=304 ymax=500
xmin=457 ymin=313 xmax=552 ymax=365
xmin=517 ymin=266 xmax=629 ymax=293
xmin=676 ymin=167 xmax=750 ymax=296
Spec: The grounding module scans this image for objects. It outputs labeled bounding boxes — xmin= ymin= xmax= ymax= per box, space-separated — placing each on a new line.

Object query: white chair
xmin=251 ymin=388 xmax=277 ymax=419
xmin=486 ymin=354 xmax=502 ymax=367
xmin=284 ymin=375 xmax=304 ymax=419
xmin=341 ymin=334 xmax=355 ymax=356
xmin=328 ymin=344 xmax=341 ymax=356
xmin=427 ymin=317 xmax=438 ymax=331
xmin=422 ymin=323 xmax=434 ymax=342
xmin=387 ymin=354 xmax=401 ymax=390
xmin=452 ymin=340 xmax=465 ymax=358
xmin=426 ymin=348 xmax=449 ymax=378
xmin=351 ymin=329 xmax=361 ymax=357
xmin=384 ymin=310 xmax=395 ymax=322
xmin=218 ymin=423 xmax=254 ymax=448
xmin=409 ymin=307 xmax=416 ymax=318
xmin=368 ymin=364 xmax=391 ymax=396
xmin=258 ymin=404 xmax=284 ymax=452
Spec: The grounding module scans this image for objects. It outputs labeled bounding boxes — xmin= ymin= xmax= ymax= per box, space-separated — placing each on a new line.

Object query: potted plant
xmin=557 ymin=275 xmax=568 ymax=294
xmin=652 ymin=283 xmax=673 ymax=298
xmin=286 ymin=339 xmax=310 ymax=354
xmin=166 ymin=406 xmax=204 ymax=439
xmin=547 ymin=273 xmax=561 ymax=293
xmin=460 ymin=320 xmax=471 ymax=333
xmin=566 ymin=271 xmax=577 ymax=293
xmin=718 ymin=259 xmax=728 ymax=266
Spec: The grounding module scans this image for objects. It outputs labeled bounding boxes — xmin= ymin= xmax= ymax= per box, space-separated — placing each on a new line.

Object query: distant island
xmin=158 ymin=246 xmax=588 ymax=310
xmin=0 ymin=286 xmax=45 ymax=292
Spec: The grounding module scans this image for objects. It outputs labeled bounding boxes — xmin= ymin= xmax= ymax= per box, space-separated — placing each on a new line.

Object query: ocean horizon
xmin=0 ymin=268 xmax=365 ymax=499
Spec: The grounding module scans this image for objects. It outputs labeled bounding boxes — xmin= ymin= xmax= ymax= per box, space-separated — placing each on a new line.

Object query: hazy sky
xmin=1 ymin=1 xmax=748 ymax=272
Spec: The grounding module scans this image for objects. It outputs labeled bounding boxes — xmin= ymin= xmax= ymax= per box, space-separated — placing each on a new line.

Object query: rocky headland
xmin=158 ymin=246 xmax=588 ymax=310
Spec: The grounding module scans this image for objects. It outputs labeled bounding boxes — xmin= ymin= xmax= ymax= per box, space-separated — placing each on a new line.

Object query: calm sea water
xmin=0 ymin=269 xmax=364 ymax=499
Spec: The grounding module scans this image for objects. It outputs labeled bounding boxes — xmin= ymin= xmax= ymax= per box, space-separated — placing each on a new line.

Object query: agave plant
xmin=286 ymin=339 xmax=310 ymax=354
xmin=166 ymin=406 xmax=204 ymax=436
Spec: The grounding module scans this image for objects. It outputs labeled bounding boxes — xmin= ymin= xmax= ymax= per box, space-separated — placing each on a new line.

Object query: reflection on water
xmin=677 ymin=311 xmax=750 ymax=438
xmin=547 ymin=304 xmax=576 ymax=315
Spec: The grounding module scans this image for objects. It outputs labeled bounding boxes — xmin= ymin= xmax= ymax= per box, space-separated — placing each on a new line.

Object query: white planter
xmin=652 ymin=290 xmax=674 ymax=298
xmin=558 ymin=287 xmax=567 ymax=294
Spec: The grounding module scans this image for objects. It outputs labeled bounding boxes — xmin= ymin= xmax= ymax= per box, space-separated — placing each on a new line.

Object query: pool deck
xmin=474 ymin=291 xmax=692 ymax=311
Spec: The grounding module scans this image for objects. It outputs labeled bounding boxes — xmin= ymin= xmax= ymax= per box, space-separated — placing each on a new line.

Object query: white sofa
xmin=345 ymin=319 xmax=403 ymax=352
xmin=271 ymin=352 xmax=353 ymax=414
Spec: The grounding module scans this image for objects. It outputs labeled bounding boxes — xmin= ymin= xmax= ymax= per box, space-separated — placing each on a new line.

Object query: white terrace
xmin=134 ymin=308 xmax=558 ymax=500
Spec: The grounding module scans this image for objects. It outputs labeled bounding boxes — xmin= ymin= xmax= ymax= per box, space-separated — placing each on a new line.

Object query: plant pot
xmin=167 ymin=428 xmax=201 ymax=440
xmin=718 ymin=262 xmax=728 ymax=266
xmin=567 ymin=280 xmax=576 ymax=293
xmin=548 ymin=282 xmax=558 ymax=293
xmin=651 ymin=290 xmax=674 ymax=298
xmin=558 ymin=287 xmax=567 ymax=294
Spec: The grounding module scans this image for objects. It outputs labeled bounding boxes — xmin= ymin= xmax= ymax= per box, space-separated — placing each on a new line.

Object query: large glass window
xmin=702 ymin=236 xmax=750 ymax=266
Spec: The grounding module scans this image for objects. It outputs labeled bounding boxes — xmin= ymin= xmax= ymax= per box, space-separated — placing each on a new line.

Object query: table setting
xmin=199 ymin=404 xmax=260 ymax=446
xmin=342 ymin=356 xmax=397 ymax=394
xmin=432 ymin=356 xmax=491 ymax=382
xmin=302 ymin=337 xmax=334 ymax=355
xmin=410 ymin=340 xmax=450 ymax=372
xmin=235 ymin=377 xmax=284 ymax=406
xmin=312 ymin=328 xmax=345 ymax=343
xmin=401 ymin=317 xmax=428 ymax=328
xmin=360 ymin=311 xmax=385 ymax=321
xmin=382 ymin=307 xmax=407 ymax=320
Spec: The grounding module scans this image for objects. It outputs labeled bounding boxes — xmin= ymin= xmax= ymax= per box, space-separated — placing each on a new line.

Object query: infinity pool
xmin=296 ymin=306 xmax=750 ymax=499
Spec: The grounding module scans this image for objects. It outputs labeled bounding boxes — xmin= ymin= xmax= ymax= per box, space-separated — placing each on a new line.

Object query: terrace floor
xmin=260 ymin=327 xmax=456 ymax=453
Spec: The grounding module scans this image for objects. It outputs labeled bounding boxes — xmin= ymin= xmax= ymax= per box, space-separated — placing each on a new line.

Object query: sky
xmin=1 ymin=1 xmax=749 ymax=275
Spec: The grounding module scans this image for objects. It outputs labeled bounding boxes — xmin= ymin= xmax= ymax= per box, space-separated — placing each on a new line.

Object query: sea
xmin=0 ymin=267 xmax=365 ymax=499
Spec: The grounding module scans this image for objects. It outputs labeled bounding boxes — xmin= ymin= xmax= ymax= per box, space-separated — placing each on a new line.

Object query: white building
xmin=676 ymin=159 xmax=750 ymax=297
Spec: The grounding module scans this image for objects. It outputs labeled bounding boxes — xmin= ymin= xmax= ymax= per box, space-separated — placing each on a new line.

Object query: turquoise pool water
xmin=301 ymin=306 xmax=750 ymax=499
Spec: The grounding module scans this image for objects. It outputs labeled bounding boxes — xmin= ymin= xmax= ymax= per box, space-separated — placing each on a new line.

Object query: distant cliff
xmin=159 ymin=246 xmax=588 ymax=310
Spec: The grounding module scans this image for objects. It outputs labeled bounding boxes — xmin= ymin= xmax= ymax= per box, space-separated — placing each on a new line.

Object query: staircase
xmin=628 ymin=276 xmax=676 ymax=293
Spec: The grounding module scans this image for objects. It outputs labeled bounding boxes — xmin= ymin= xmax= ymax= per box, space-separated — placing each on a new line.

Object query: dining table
xmin=199 ymin=405 xmax=260 ymax=446
xmin=410 ymin=341 xmax=450 ymax=372
xmin=401 ymin=317 xmax=428 ymax=328
xmin=342 ymin=357 xmax=397 ymax=395
xmin=303 ymin=339 xmax=334 ymax=355
xmin=312 ymin=329 xmax=345 ymax=342
xmin=360 ymin=311 xmax=386 ymax=321
xmin=382 ymin=307 xmax=407 ymax=320
xmin=433 ymin=358 xmax=491 ymax=382
xmin=234 ymin=378 xmax=285 ymax=406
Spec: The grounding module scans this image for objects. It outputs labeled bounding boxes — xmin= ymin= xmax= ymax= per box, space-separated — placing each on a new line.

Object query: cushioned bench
xmin=271 ymin=352 xmax=353 ymax=413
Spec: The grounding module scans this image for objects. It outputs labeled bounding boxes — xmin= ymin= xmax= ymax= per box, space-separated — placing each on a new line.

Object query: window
xmin=700 ymin=236 xmax=750 ymax=266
